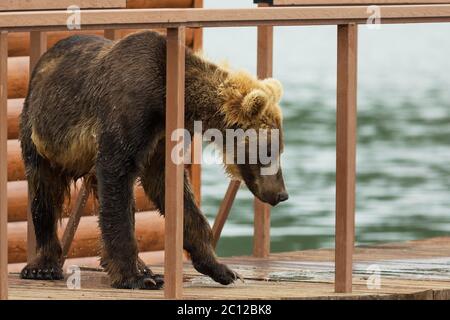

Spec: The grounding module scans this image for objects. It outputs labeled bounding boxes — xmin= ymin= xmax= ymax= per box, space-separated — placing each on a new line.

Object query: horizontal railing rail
xmin=0 ymin=6 xmax=450 ymax=31
xmin=0 ymin=0 xmax=126 ymax=12
xmin=255 ymin=0 xmax=450 ymax=6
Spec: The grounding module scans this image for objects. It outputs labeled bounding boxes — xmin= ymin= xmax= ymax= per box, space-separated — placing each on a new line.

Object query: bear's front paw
xmin=195 ymin=262 xmax=244 ymax=286
xmin=212 ymin=264 xmax=244 ymax=285
xmin=111 ymin=274 xmax=164 ymax=290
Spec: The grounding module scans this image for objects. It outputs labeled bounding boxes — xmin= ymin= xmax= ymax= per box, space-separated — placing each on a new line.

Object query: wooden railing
xmin=1 ymin=1 xmax=450 ymax=299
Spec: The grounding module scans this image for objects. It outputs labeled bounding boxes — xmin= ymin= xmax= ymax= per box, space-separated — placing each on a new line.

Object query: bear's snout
xmin=276 ymin=191 xmax=289 ymax=204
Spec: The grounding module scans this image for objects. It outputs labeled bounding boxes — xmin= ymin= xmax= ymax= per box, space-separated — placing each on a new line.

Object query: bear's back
xmin=21 ymin=31 xmax=172 ymax=176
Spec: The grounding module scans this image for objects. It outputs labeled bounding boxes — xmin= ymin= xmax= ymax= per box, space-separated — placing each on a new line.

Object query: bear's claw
xmin=21 ymin=263 xmax=63 ymax=281
xmin=208 ymin=263 xmax=244 ymax=285
xmin=236 ymin=272 xmax=245 ymax=283
xmin=136 ymin=259 xmax=164 ymax=288
xmin=112 ymin=274 xmax=165 ymax=290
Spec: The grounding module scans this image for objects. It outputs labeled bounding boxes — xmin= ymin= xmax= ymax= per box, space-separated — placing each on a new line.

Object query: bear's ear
xmin=241 ymin=89 xmax=269 ymax=120
xmin=262 ymin=78 xmax=283 ymax=102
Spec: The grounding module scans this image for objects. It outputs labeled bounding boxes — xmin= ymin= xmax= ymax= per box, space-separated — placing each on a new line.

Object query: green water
xmin=202 ymin=0 xmax=450 ymax=257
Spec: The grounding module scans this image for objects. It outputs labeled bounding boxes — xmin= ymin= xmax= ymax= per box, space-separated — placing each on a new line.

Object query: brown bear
xmin=19 ymin=30 xmax=288 ymax=289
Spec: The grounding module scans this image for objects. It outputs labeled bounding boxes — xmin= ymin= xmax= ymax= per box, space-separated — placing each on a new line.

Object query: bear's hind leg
xmin=20 ymin=149 xmax=69 ymax=280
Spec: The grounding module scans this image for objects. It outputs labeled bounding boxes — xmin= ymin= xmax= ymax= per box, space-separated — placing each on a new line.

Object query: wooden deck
xmin=7 ymin=237 xmax=450 ymax=300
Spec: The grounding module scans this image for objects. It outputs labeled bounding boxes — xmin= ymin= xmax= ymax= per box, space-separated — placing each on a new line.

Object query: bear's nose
xmin=277 ymin=191 xmax=289 ymax=203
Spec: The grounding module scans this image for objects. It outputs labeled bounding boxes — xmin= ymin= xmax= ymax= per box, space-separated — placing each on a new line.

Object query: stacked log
xmin=7 ymin=31 xmax=195 ymax=98
xmin=6 ymin=0 xmax=201 ymax=265
xmin=6 ymin=98 xmax=21 ymax=140
xmin=7 ymin=180 xmax=154 ymax=222
xmin=8 ymin=211 xmax=165 ymax=264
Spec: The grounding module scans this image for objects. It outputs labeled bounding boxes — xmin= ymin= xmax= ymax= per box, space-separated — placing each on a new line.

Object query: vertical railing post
xmin=165 ymin=27 xmax=186 ymax=299
xmin=27 ymin=31 xmax=47 ymax=263
xmin=212 ymin=180 xmax=241 ymax=249
xmin=0 ymin=31 xmax=9 ymax=300
xmin=60 ymin=184 xmax=89 ymax=265
xmin=104 ymin=29 xmax=120 ymax=41
xmin=29 ymin=31 xmax=47 ymax=71
xmin=190 ymin=0 xmax=204 ymax=207
xmin=335 ymin=23 xmax=358 ymax=293
xmin=253 ymin=23 xmax=273 ymax=258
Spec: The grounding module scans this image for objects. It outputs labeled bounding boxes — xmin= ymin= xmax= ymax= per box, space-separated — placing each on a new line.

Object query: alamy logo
xmin=366 ymin=264 xmax=381 ymax=289
xmin=171 ymin=121 xmax=281 ymax=175
xmin=67 ymin=5 xmax=81 ymax=30
xmin=367 ymin=5 xmax=381 ymax=30
xmin=66 ymin=265 xmax=81 ymax=289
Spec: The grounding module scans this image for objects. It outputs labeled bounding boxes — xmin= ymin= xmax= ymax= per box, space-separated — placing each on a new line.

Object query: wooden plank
xmin=1 ymin=6 xmax=450 ymax=31
xmin=164 ymin=27 xmax=185 ymax=299
xmin=8 ymin=250 xmax=167 ymax=273
xmin=0 ymin=0 xmax=193 ymax=12
xmin=26 ymin=31 xmax=47 ymax=263
xmin=335 ymin=23 xmax=358 ymax=293
xmin=212 ymin=180 xmax=241 ymax=248
xmin=253 ymin=199 xmax=271 ymax=257
xmin=29 ymin=32 xmax=47 ymax=74
xmin=257 ymin=0 xmax=450 ymax=5
xmin=189 ymin=134 xmax=202 ymax=207
xmin=60 ymin=184 xmax=88 ymax=264
xmin=8 ymin=237 xmax=450 ymax=300
xmin=7 ymin=139 xmax=23 ymax=181
xmin=127 ymin=0 xmax=194 ymax=9
xmin=6 ymin=31 xmax=194 ymax=98
xmin=6 ymin=179 xmax=154 ymax=222
xmin=253 ymin=21 xmax=273 ymax=258
xmin=192 ymin=0 xmax=203 ymax=51
xmin=103 ymin=29 xmax=120 ymax=40
xmin=257 ymin=26 xmax=274 ymax=79
xmin=8 ymin=211 xmax=165 ymax=264
xmin=189 ymin=0 xmax=203 ymax=207
xmin=7 ymin=57 xmax=28 ymax=99
xmin=7 ymin=30 xmax=194 ymax=57
xmin=0 ymin=31 xmax=8 ymax=300
xmin=6 ymin=99 xmax=21 ymax=140
xmin=7 ymin=273 xmax=450 ymax=300
xmin=8 ymin=273 xmax=450 ymax=300
xmin=0 ymin=0 xmax=126 ymax=11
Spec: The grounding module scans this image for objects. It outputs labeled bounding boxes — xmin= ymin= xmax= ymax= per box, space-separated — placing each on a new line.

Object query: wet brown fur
xmin=19 ymin=31 xmax=287 ymax=288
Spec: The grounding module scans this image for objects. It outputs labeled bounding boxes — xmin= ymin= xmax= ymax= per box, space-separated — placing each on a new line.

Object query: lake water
xmin=202 ymin=0 xmax=450 ymax=256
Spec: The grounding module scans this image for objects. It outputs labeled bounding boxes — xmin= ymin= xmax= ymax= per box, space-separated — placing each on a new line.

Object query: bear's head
xmin=217 ymin=71 xmax=288 ymax=206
